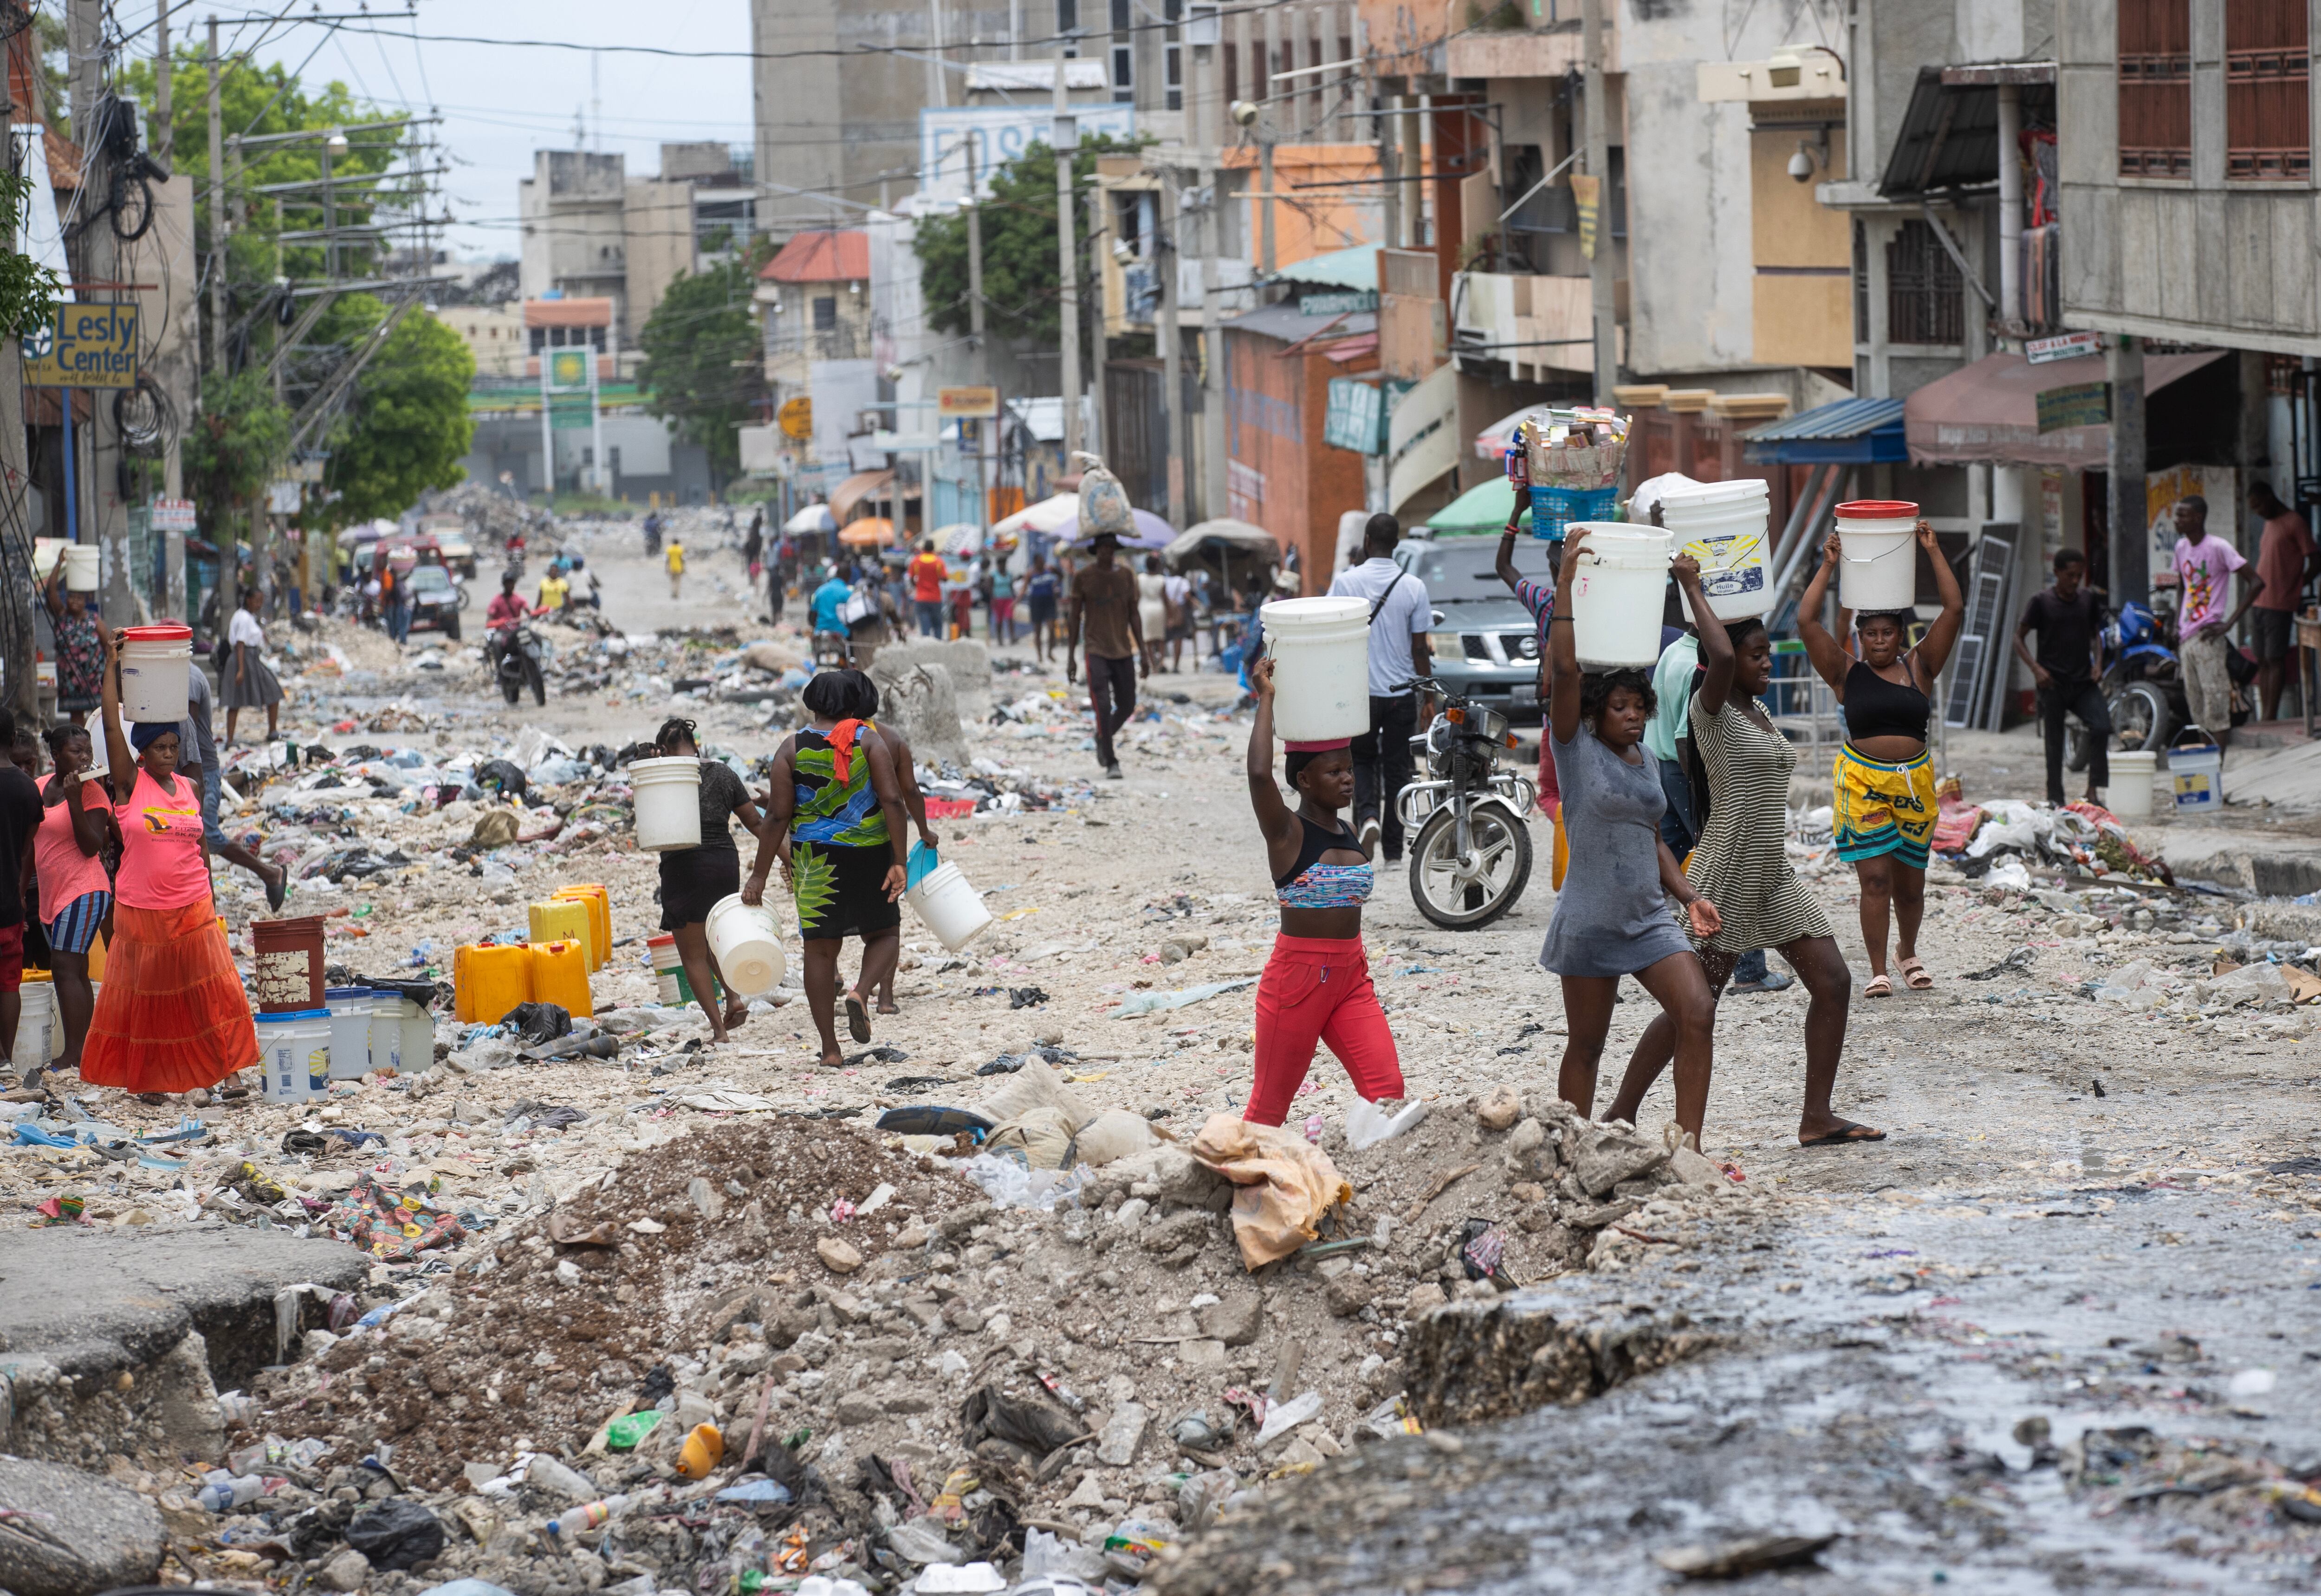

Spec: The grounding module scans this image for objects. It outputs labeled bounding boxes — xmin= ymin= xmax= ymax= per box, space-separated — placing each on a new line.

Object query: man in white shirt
xmin=1162 ymin=568 xmax=1194 ymax=671
xmin=1327 ymin=513 xmax=1433 ymax=860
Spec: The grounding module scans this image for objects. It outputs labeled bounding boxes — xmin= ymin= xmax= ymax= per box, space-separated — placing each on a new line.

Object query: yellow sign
xmin=938 ymin=385 xmax=999 ymax=420
xmin=778 ymin=395 xmax=814 ymax=440
xmin=22 ymin=303 xmax=139 ymax=388
xmin=1569 ymin=174 xmax=1601 ymax=261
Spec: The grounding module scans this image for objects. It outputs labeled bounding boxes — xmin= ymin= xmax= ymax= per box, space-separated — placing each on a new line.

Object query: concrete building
xmin=519 ymin=144 xmax=761 ymax=348
xmin=439 ymin=305 xmax=530 ymax=379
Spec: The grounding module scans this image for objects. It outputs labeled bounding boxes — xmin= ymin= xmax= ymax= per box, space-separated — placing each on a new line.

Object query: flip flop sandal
xmin=265 ymin=869 xmax=288 ymax=913
xmin=1864 ymin=973 xmax=1893 ymax=998
xmin=844 ymin=991 xmax=873 ymax=1044
xmin=1898 ymin=957 xmax=1934 ymax=990
xmin=1801 ymin=1122 xmax=1887 ymax=1147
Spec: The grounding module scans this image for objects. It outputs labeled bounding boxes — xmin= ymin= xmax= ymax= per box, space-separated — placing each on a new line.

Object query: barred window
xmin=2118 ymin=0 xmax=2191 ymax=178
xmin=2226 ymin=0 xmax=2310 ymax=180
xmin=1886 ymin=220 xmax=1963 ymax=346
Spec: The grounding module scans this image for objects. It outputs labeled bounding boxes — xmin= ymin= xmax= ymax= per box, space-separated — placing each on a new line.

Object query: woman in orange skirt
xmin=80 ymin=623 xmax=259 ymax=1104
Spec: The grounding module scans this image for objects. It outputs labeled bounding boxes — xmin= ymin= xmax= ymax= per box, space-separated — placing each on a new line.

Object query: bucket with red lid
xmin=117 ymin=623 xmax=194 ymax=723
xmin=1834 ymin=500 xmax=1921 ymax=612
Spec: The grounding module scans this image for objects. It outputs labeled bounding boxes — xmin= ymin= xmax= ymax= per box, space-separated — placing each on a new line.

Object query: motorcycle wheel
xmin=2109 ymin=680 xmax=2172 ymax=755
xmin=457 ymin=585 xmax=474 ymax=612
xmin=1408 ymin=803 xmax=1533 ymax=931
xmin=525 ymin=657 xmax=546 ymax=707
xmin=500 ymin=676 xmax=520 ymax=705
xmin=444 ymin=616 xmax=461 ymax=642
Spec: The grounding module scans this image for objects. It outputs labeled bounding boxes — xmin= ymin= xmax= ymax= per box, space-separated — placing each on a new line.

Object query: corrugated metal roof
xmin=1271 ymin=242 xmax=1379 ymax=291
xmin=761 ymin=229 xmax=870 ymax=283
xmin=1219 ymin=303 xmax=1377 ymax=344
xmin=1880 ymin=65 xmax=2056 ymax=197
xmin=1741 ymin=397 xmax=1905 ymax=443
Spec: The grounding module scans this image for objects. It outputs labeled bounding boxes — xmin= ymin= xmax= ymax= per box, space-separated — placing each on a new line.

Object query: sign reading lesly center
xmin=22 ymin=303 xmax=138 ymax=388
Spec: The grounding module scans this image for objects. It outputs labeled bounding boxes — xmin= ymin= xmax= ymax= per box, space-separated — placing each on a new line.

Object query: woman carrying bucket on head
xmin=1538 ymin=531 xmax=1723 ymax=1149
xmin=1240 ymin=655 xmax=1410 ymax=1131
xmin=746 ymin=671 xmax=910 ymax=1066
xmin=80 ymin=626 xmax=259 ymax=1106
xmin=43 ymin=565 xmax=102 ymax=727
xmin=651 ymin=717 xmax=765 ymax=1045
xmin=1604 ymin=563 xmax=1880 ymax=1148
xmin=1797 ymin=512 xmax=1964 ymax=997
xmin=36 ymin=724 xmax=118 ymax=1078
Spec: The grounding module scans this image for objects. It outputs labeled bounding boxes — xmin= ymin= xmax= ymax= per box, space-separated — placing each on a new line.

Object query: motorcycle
xmin=1397 ymin=678 xmax=1537 ymax=929
xmin=488 ymin=622 xmax=548 ymax=707
xmin=2068 ymin=598 xmax=2188 ymax=773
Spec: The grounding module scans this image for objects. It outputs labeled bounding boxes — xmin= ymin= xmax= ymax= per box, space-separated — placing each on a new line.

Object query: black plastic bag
xmin=500 ymin=1001 xmax=571 ymax=1042
xmin=475 ymin=758 xmax=528 ymax=798
xmin=345 ymin=1499 xmax=446 ymax=1571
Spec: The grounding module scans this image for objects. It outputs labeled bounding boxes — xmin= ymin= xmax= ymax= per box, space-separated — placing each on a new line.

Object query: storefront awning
xmin=830 ymin=468 xmax=896 ymax=522
xmin=1741 ymin=397 xmax=1906 ymax=465
xmin=1904 ymin=349 xmax=2231 ymax=469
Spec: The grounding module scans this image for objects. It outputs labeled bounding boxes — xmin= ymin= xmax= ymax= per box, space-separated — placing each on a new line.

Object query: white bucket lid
xmin=1260 ymin=595 xmax=1369 ymax=625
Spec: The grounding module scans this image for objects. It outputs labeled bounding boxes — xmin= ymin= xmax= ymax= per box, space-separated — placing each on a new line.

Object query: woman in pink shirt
xmin=79 ymin=625 xmax=259 ymax=1103
xmin=35 ymin=724 xmax=114 ymax=1075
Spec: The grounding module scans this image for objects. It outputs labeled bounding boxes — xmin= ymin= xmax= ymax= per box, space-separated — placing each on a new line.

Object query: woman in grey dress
xmin=1540 ymin=538 xmax=1721 ymax=1147
xmin=1606 ymin=583 xmax=1882 ymax=1147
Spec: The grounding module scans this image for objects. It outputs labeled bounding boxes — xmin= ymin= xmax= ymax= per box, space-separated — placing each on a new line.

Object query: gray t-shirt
xmin=178 ymin=664 xmax=218 ymax=773
xmin=1536 ymin=726 xmax=1693 ymax=979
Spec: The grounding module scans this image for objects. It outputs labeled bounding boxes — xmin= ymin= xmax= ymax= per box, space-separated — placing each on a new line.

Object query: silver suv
xmin=1394 ymin=533 xmax=1558 ymax=722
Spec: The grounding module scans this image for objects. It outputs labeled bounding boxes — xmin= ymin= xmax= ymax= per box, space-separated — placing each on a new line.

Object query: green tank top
xmin=792 ymin=726 xmax=888 ymax=847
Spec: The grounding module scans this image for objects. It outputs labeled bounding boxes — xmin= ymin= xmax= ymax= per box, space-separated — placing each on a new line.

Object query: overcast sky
xmin=204 ymin=0 xmax=754 ymax=261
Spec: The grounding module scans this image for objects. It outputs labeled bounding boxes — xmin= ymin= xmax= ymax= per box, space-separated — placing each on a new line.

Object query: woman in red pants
xmin=1241 ymin=655 xmax=1406 ymax=1125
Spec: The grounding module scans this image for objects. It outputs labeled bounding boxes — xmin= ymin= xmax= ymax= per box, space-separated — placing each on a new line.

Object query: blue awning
xmin=1741 ymin=397 xmax=1907 ymax=464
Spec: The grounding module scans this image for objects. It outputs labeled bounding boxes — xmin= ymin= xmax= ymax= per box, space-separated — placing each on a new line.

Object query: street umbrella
xmin=932 ymin=522 xmax=982 ymax=557
xmin=1163 ymin=517 xmax=1278 ymax=566
xmin=991 ymin=492 xmax=1081 ymax=537
xmin=784 ymin=504 xmax=837 ymax=535
xmin=1056 ymin=507 xmax=1177 ymax=550
xmin=838 ymin=517 xmax=897 ymax=547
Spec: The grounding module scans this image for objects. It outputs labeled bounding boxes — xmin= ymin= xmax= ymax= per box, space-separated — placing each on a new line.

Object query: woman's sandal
xmin=1864 ymin=973 xmax=1893 ymax=998
xmin=843 ymin=991 xmax=873 ymax=1044
xmin=1897 ymin=956 xmax=1934 ymax=991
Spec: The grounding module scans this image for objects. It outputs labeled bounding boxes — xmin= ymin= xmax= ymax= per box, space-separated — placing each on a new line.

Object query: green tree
xmin=637 ymin=253 xmax=765 ymax=482
xmin=311 ymin=297 xmax=476 ymax=526
xmin=182 ymin=369 xmax=290 ymax=538
xmin=914 ymin=134 xmax=1138 ymax=345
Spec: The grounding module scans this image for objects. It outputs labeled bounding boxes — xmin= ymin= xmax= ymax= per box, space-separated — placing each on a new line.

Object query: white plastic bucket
xmin=62 ymin=543 xmax=98 ymax=592
xmin=256 ymin=1008 xmax=331 ymax=1103
xmin=705 ymin=893 xmax=787 ymax=998
xmin=399 ymin=998 xmax=433 ymax=1075
xmin=31 ymin=538 xmax=63 ymax=582
xmin=1566 ymin=523 xmax=1672 ymax=668
xmin=324 ymin=987 xmax=377 ymax=1080
xmin=1659 ymin=479 xmax=1773 ymax=621
xmin=2169 ymin=736 xmax=2222 ymax=814
xmin=11 ymin=982 xmax=54 ymax=1073
xmin=629 ymin=756 xmax=703 ymax=850
xmin=906 ymin=860 xmax=994 ymax=952
xmin=117 ymin=625 xmax=194 ymax=723
xmin=1835 ymin=500 xmax=1920 ymax=612
xmin=1260 ymin=595 xmax=1373 ymax=743
xmin=367 ymin=993 xmax=401 ymax=1074
xmin=2107 ymin=749 xmax=2157 ymax=819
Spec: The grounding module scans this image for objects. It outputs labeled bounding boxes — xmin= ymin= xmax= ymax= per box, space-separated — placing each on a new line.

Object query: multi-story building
xmin=519 ymin=144 xmax=760 ymax=349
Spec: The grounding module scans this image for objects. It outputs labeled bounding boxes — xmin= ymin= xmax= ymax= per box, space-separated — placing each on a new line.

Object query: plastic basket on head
xmin=1530 ymin=484 xmax=1622 ymax=541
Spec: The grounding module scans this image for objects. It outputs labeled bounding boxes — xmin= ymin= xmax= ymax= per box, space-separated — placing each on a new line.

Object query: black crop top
xmin=1844 ymin=658 xmax=1931 ymax=743
xmin=1273 ymin=814 xmax=1362 ymax=888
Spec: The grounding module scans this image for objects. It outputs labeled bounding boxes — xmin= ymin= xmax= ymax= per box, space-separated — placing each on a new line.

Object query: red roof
xmin=761 ymin=229 xmax=869 ymax=284
xmin=525 ymin=298 xmax=615 ymax=329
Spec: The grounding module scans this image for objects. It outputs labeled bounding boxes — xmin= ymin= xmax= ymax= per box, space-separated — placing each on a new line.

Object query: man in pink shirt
xmin=2169 ymin=495 xmax=2264 ymax=748
xmin=2247 ymin=482 xmax=2318 ymax=721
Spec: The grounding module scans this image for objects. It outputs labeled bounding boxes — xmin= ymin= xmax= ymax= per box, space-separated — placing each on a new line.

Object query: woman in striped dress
xmin=1606 ymin=562 xmax=1880 ymax=1148
xmin=746 ymin=670 xmax=910 ymax=1066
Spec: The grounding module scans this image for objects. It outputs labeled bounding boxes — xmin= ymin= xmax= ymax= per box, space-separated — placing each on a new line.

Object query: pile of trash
xmin=70 ymin=1063 xmax=1759 ymax=1596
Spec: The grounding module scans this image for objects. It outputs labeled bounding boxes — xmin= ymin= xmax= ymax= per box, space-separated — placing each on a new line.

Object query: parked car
xmin=1392 ymin=532 xmax=1559 ymax=722
xmin=404 ymin=561 xmax=463 ymax=640
xmin=437 ymin=534 xmax=478 ymax=578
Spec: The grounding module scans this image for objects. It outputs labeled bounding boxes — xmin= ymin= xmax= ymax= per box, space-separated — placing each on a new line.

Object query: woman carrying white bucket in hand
xmin=1538 ymin=532 xmax=1723 ymax=1149
xmin=1797 ymin=515 xmax=1963 ymax=996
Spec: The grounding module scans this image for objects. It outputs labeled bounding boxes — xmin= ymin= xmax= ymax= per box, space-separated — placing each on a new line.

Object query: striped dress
xmin=1681 ymin=692 xmax=1830 ymax=955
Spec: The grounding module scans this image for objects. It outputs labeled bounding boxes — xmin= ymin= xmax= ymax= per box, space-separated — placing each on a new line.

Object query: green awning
xmin=1422 ymin=475 xmax=1528 ymax=534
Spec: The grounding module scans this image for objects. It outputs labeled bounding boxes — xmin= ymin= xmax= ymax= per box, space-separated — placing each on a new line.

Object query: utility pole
xmin=207 ymin=17 xmax=225 ymax=373
xmin=0 ymin=4 xmax=34 ymax=727
xmin=1054 ymin=59 xmax=1082 ymax=460
xmin=2108 ymin=334 xmax=2147 ymax=606
xmin=964 ymin=139 xmax=985 ymax=344
xmin=1376 ymin=89 xmax=1400 ymax=251
xmin=1197 ymin=22 xmax=1224 ymax=527
xmin=1582 ymin=0 xmax=1617 ymax=405
xmin=1086 ymin=178 xmax=1107 ymax=455
xmin=1158 ymin=175 xmax=1182 ymax=526
xmin=70 ymin=0 xmax=133 ymax=620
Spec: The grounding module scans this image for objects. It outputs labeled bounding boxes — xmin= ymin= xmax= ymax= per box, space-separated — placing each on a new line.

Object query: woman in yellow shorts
xmin=1797 ymin=517 xmax=1963 ymax=996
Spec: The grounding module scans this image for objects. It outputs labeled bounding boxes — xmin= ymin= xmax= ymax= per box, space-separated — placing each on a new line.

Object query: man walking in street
xmin=665 ymin=537 xmax=687 ymax=601
xmin=1328 ymin=513 xmax=1431 ymax=861
xmin=2013 ymin=548 xmax=2110 ymax=806
xmin=908 ymin=539 xmax=947 ymax=637
xmin=1066 ymin=531 xmax=1144 ymax=780
xmin=2248 ymin=482 xmax=2317 ymax=722
xmin=2171 ymin=496 xmax=2263 ymax=749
